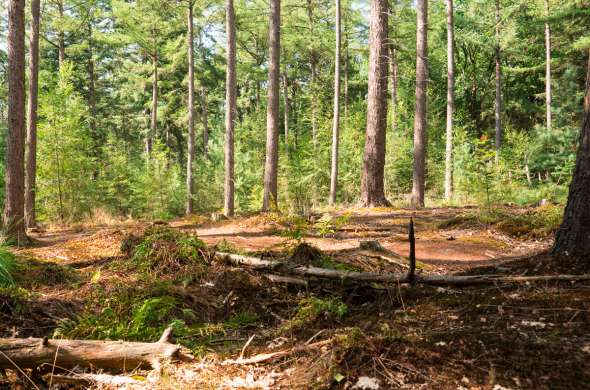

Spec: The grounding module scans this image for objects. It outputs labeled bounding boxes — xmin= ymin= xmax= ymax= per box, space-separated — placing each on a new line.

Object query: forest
xmin=0 ymin=0 xmax=589 ymax=388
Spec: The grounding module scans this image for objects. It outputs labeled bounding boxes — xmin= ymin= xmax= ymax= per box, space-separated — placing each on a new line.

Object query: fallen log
xmin=215 ymin=252 xmax=590 ymax=287
xmin=0 ymin=327 xmax=193 ymax=371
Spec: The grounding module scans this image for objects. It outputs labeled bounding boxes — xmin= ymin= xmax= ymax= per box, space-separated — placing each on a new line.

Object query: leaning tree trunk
xmin=360 ymin=0 xmax=389 ymax=207
xmin=444 ymin=0 xmax=455 ymax=201
xmin=552 ymin=64 xmax=590 ymax=257
xmin=262 ymin=0 xmax=280 ymax=211
xmin=224 ymin=0 xmax=237 ymax=217
xmin=186 ymin=1 xmax=195 ymax=215
xmin=410 ymin=0 xmax=428 ymax=209
xmin=25 ymin=0 xmax=40 ymax=229
xmin=494 ymin=0 xmax=502 ymax=157
xmin=4 ymin=0 xmax=27 ymax=244
xmin=544 ymin=0 xmax=552 ymax=132
xmin=329 ymin=0 xmax=341 ymax=206
xmin=585 ymin=48 xmax=590 ymax=114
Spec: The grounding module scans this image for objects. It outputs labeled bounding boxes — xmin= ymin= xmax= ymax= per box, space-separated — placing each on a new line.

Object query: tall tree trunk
xmin=201 ymin=86 xmax=209 ymax=159
xmin=586 ymin=48 xmax=590 ymax=114
xmin=552 ymin=70 xmax=590 ymax=257
xmin=147 ymin=52 xmax=158 ymax=155
xmin=329 ymin=0 xmax=341 ymax=206
xmin=389 ymin=0 xmax=398 ymax=132
xmin=410 ymin=0 xmax=428 ymax=209
xmin=186 ymin=1 xmax=195 ymax=215
xmin=87 ymin=23 xmax=99 ymax=180
xmin=494 ymin=0 xmax=502 ymax=156
xmin=57 ymin=0 xmax=65 ymax=67
xmin=282 ymin=66 xmax=289 ymax=144
xmin=544 ymin=0 xmax=552 ymax=132
xmin=25 ymin=0 xmax=40 ymax=229
xmin=344 ymin=38 xmax=349 ymax=119
xmin=5 ymin=0 xmax=27 ymax=244
xmin=224 ymin=0 xmax=237 ymax=217
xmin=262 ymin=0 xmax=280 ymax=211
xmin=360 ymin=0 xmax=389 ymax=207
xmin=444 ymin=0 xmax=455 ymax=201
xmin=306 ymin=0 xmax=317 ymax=148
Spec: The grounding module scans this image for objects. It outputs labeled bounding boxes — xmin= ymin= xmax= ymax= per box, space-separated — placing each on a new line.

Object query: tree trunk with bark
xmin=57 ymin=0 xmax=65 ymax=67
xmin=552 ymin=63 xmax=590 ymax=257
xmin=224 ymin=0 xmax=237 ymax=217
xmin=329 ymin=0 xmax=341 ymax=206
xmin=545 ymin=0 xmax=552 ymax=132
xmin=25 ymin=0 xmax=40 ymax=229
xmin=410 ymin=0 xmax=428 ymax=209
xmin=444 ymin=0 xmax=455 ymax=201
xmin=0 ymin=328 xmax=193 ymax=370
xmin=262 ymin=0 xmax=280 ymax=211
xmin=306 ymin=0 xmax=318 ymax=148
xmin=201 ymin=86 xmax=209 ymax=159
xmin=147 ymin=52 xmax=158 ymax=155
xmin=282 ymin=66 xmax=289 ymax=144
xmin=186 ymin=1 xmax=195 ymax=215
xmin=494 ymin=0 xmax=502 ymax=156
xmin=584 ymin=49 xmax=590 ymax=113
xmin=389 ymin=1 xmax=398 ymax=132
xmin=4 ymin=0 xmax=27 ymax=244
xmin=360 ymin=0 xmax=389 ymax=207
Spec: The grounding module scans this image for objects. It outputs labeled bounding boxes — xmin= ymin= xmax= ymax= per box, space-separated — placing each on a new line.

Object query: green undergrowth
xmin=283 ymin=296 xmax=348 ymax=332
xmin=0 ymin=248 xmax=15 ymax=288
xmin=54 ymin=280 xmax=262 ymax=355
xmin=437 ymin=204 xmax=563 ymax=238
xmin=117 ymin=226 xmax=208 ymax=277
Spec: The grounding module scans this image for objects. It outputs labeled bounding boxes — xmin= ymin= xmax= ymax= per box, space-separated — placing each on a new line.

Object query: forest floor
xmin=2 ymin=206 xmax=590 ymax=389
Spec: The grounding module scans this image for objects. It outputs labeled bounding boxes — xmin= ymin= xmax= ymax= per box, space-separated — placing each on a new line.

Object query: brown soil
xmin=3 ymin=207 xmax=588 ymax=390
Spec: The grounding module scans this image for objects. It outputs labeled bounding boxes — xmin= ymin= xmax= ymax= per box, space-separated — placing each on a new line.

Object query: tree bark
xmin=4 ymin=0 xmax=27 ymax=244
xmin=359 ymin=0 xmax=389 ymax=207
xmin=25 ymin=0 xmax=40 ymax=229
xmin=552 ymin=71 xmax=590 ymax=257
xmin=224 ymin=0 xmax=237 ymax=217
xmin=584 ymin=48 xmax=590 ymax=114
xmin=494 ymin=0 xmax=502 ymax=156
xmin=0 ymin=328 xmax=193 ymax=370
xmin=306 ymin=0 xmax=318 ymax=148
xmin=410 ymin=0 xmax=428 ymax=209
xmin=186 ymin=1 xmax=195 ymax=215
xmin=544 ymin=0 xmax=552 ymax=132
xmin=389 ymin=1 xmax=398 ymax=132
xmin=282 ymin=65 xmax=289 ymax=144
xmin=201 ymin=86 xmax=209 ymax=159
xmin=444 ymin=0 xmax=455 ymax=201
xmin=57 ymin=0 xmax=65 ymax=68
xmin=262 ymin=0 xmax=280 ymax=211
xmin=329 ymin=0 xmax=341 ymax=206
xmin=148 ymin=52 xmax=158 ymax=155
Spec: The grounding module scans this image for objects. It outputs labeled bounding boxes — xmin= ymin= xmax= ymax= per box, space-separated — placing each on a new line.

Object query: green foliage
xmin=0 ymin=248 xmax=15 ymax=288
xmin=288 ymin=296 xmax=348 ymax=330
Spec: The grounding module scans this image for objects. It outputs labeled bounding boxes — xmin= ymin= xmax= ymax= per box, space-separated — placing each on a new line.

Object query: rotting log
xmin=215 ymin=252 xmax=590 ymax=287
xmin=0 ymin=327 xmax=193 ymax=371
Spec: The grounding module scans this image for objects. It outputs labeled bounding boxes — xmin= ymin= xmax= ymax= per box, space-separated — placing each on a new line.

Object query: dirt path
xmin=18 ymin=208 xmax=548 ymax=274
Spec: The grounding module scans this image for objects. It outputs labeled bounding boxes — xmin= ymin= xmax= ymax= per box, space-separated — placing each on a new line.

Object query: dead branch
xmin=214 ymin=251 xmax=590 ymax=287
xmin=223 ymin=338 xmax=333 ymax=365
xmin=0 ymin=327 xmax=193 ymax=371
